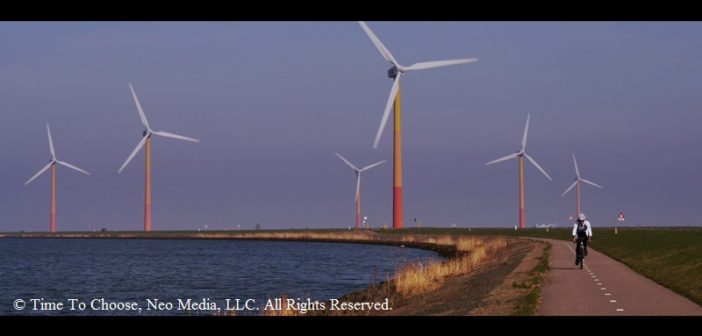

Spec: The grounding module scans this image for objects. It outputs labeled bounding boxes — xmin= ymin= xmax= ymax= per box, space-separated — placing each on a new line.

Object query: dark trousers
xmin=576 ymin=237 xmax=588 ymax=259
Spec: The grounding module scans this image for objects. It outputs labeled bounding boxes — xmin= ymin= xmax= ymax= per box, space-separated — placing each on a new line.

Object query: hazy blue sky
xmin=1 ymin=22 xmax=701 ymax=231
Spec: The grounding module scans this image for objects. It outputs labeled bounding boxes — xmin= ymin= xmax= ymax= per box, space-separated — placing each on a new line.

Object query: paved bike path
xmin=537 ymin=238 xmax=702 ymax=316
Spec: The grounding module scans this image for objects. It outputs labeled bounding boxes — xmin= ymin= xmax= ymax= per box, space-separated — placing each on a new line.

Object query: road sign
xmin=618 ymin=212 xmax=625 ymax=221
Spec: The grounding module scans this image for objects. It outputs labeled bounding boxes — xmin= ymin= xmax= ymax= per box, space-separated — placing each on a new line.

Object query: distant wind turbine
xmin=562 ymin=153 xmax=603 ymax=216
xmin=486 ymin=114 xmax=551 ymax=229
xmin=335 ymin=152 xmax=385 ymax=230
xmin=359 ymin=21 xmax=477 ymax=229
xmin=25 ymin=124 xmax=90 ymax=233
xmin=118 ymin=83 xmax=199 ymax=232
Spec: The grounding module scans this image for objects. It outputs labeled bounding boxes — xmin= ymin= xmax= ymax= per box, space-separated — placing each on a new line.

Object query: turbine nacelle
xmin=359 ymin=21 xmax=477 ymax=149
xmin=486 ymin=114 xmax=551 ymax=181
xmin=118 ymin=84 xmax=199 ymax=174
xmin=335 ymin=152 xmax=385 ymax=201
xmin=25 ymin=124 xmax=90 ymax=186
xmin=561 ymin=154 xmax=604 ymax=197
xmin=388 ymin=66 xmax=399 ymax=79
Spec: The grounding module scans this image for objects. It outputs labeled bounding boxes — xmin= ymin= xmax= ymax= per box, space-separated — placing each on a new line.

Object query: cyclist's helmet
xmin=578 ymin=213 xmax=586 ymax=221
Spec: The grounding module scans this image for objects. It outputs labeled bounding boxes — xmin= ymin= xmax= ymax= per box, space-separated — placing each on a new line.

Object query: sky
xmin=1 ymin=22 xmax=701 ymax=231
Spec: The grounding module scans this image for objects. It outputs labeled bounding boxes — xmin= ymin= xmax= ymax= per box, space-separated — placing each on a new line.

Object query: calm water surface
xmin=0 ymin=238 xmax=439 ymax=315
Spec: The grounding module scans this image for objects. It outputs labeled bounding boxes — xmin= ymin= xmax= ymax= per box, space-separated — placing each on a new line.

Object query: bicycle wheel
xmin=575 ymin=243 xmax=581 ymax=267
xmin=579 ymin=244 xmax=584 ymax=269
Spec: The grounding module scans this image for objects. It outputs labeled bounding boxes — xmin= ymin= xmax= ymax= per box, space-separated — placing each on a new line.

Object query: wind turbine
xmin=335 ymin=152 xmax=385 ymax=230
xmin=359 ymin=21 xmax=477 ymax=229
xmin=486 ymin=114 xmax=552 ymax=229
xmin=562 ymin=153 xmax=603 ymax=216
xmin=25 ymin=124 xmax=90 ymax=233
xmin=118 ymin=83 xmax=200 ymax=232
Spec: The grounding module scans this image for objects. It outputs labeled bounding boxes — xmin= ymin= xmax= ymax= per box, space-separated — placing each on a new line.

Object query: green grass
xmin=513 ymin=244 xmax=551 ymax=316
xmin=484 ymin=227 xmax=702 ymax=308
xmin=587 ymin=228 xmax=702 ymax=307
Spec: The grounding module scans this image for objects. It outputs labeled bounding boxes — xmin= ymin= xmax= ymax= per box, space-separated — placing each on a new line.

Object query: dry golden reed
xmin=394 ymin=236 xmax=508 ymax=296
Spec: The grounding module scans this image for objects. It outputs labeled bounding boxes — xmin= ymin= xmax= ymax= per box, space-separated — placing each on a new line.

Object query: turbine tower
xmin=486 ymin=114 xmax=551 ymax=229
xmin=359 ymin=21 xmax=477 ymax=229
xmin=562 ymin=153 xmax=603 ymax=216
xmin=25 ymin=124 xmax=90 ymax=233
xmin=335 ymin=153 xmax=385 ymax=230
xmin=118 ymin=83 xmax=199 ymax=232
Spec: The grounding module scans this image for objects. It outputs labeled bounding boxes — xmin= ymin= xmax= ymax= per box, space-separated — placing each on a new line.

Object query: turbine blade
xmin=581 ymin=178 xmax=604 ymax=189
xmin=561 ymin=180 xmax=578 ymax=197
xmin=373 ymin=72 xmax=402 ymax=149
xmin=25 ymin=162 xmax=53 ymax=185
xmin=358 ymin=21 xmax=398 ymax=65
xmin=152 ymin=131 xmax=200 ymax=143
xmin=486 ymin=152 xmax=519 ymax=165
xmin=335 ymin=152 xmax=359 ymax=171
xmin=128 ymin=83 xmax=150 ymax=130
xmin=361 ymin=160 xmax=385 ymax=171
xmin=572 ymin=153 xmax=580 ymax=178
xmin=405 ymin=58 xmax=478 ymax=71
xmin=355 ymin=174 xmax=361 ymax=201
xmin=525 ymin=153 xmax=552 ymax=181
xmin=46 ymin=124 xmax=56 ymax=160
xmin=118 ymin=135 xmax=148 ymax=173
xmin=521 ymin=114 xmax=530 ymax=152
xmin=58 ymin=161 xmax=90 ymax=175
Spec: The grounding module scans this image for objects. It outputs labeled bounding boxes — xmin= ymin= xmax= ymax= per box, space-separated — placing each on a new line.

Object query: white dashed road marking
xmin=562 ymin=241 xmax=623 ymax=313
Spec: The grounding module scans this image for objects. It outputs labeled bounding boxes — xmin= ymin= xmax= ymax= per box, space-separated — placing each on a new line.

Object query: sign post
xmin=616 ymin=212 xmax=625 ymax=234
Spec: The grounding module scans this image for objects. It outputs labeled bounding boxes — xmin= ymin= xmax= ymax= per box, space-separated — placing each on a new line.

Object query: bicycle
xmin=574 ymin=236 xmax=586 ymax=269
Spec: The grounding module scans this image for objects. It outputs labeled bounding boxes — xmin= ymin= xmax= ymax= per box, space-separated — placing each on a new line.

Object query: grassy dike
xmin=512 ymin=244 xmax=550 ymax=315
xmin=299 ymin=235 xmax=543 ymax=316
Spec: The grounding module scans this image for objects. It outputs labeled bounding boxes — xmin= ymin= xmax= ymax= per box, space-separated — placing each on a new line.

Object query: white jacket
xmin=572 ymin=220 xmax=592 ymax=237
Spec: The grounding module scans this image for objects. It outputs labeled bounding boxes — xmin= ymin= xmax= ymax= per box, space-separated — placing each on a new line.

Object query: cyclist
xmin=572 ymin=213 xmax=592 ymax=265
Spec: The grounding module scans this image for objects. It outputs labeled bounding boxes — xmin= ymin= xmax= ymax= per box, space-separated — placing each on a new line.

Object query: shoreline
xmin=305 ymin=238 xmax=547 ymax=316
xmin=0 ymin=230 xmax=460 ymax=258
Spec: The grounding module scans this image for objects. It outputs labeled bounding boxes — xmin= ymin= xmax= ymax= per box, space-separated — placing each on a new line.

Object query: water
xmin=0 ymin=238 xmax=439 ymax=315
